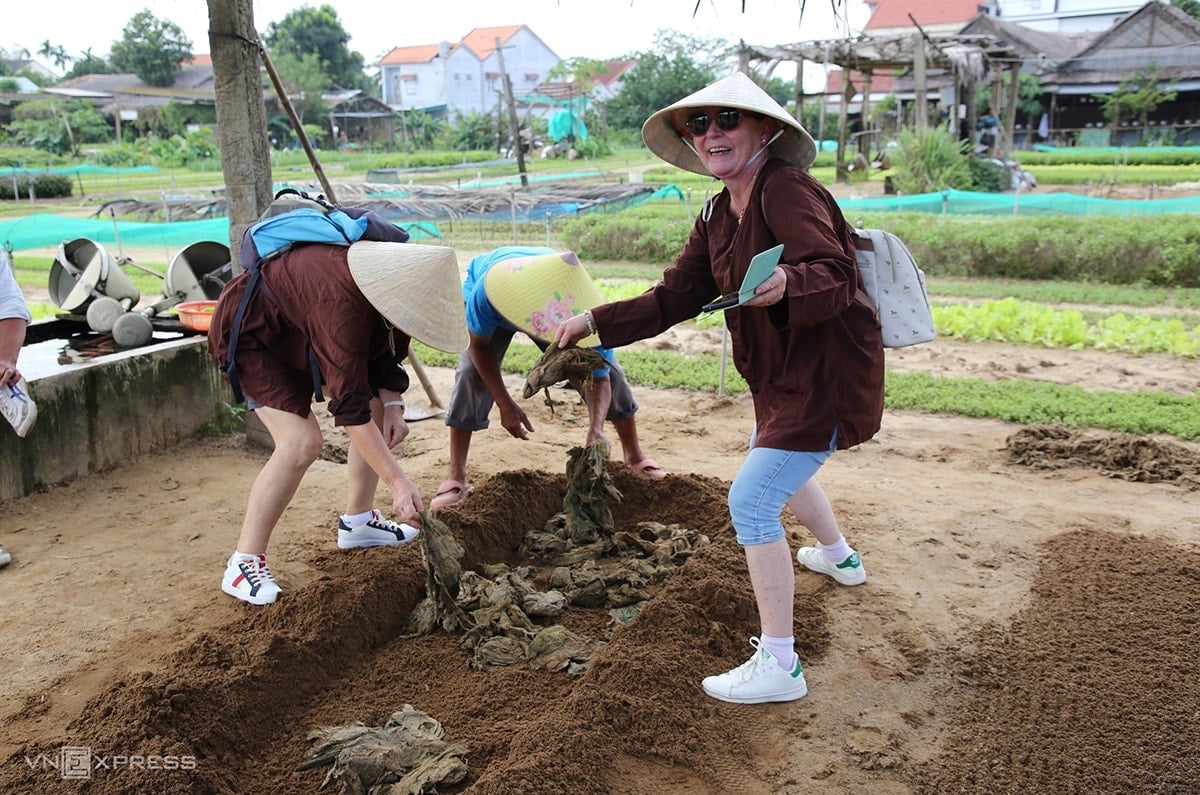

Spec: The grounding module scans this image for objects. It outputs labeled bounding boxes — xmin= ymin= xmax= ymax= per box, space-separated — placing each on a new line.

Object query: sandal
xmin=630 ymin=458 xmax=668 ymax=480
xmin=431 ymin=479 xmax=474 ymax=511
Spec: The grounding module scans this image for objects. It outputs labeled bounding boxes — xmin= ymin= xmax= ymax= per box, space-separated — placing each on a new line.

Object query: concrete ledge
xmin=1 ymin=337 xmax=233 ymax=502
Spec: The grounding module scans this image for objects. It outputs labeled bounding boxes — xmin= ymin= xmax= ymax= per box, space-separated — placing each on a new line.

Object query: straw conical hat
xmin=346 ymin=241 xmax=467 ymax=353
xmin=641 ymin=71 xmax=816 ymax=176
xmin=483 ymin=250 xmax=602 ymax=346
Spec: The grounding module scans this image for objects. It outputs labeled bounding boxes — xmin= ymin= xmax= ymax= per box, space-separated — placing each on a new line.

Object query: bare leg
xmin=444 ymin=426 xmax=473 ymax=485
xmin=236 ymin=407 xmax=322 ymax=554
xmin=745 ymin=539 xmax=796 ymax=638
xmin=345 ymin=399 xmax=384 ymax=515
xmin=785 ymin=478 xmax=842 ymax=546
xmin=583 ymin=377 xmax=612 ymax=446
xmin=612 ymin=416 xmax=647 ymax=466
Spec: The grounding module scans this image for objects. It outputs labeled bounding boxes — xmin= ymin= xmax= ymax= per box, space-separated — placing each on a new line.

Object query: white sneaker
xmin=0 ymin=377 xmax=37 ymax=438
xmin=0 ymin=546 xmax=10 ymax=568
xmin=222 ymin=553 xmax=281 ymax=605
xmin=701 ymin=637 xmax=808 ymax=704
xmin=796 ymin=546 xmax=867 ymax=586
xmin=337 ymin=509 xmax=420 ymax=549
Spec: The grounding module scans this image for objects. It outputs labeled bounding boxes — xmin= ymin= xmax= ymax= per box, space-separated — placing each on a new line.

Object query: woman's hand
xmin=555 ymin=312 xmax=591 ymax=348
xmin=379 ymin=394 xmax=409 ymax=447
xmin=388 ymin=473 xmax=424 ymax=527
xmin=382 ymin=405 xmax=410 ymax=447
xmin=743 ymin=266 xmax=787 ymax=307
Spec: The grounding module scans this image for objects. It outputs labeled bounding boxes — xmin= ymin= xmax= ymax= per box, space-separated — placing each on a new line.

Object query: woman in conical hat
xmin=556 ymin=71 xmax=884 ymax=704
xmin=208 ymin=209 xmax=467 ymax=606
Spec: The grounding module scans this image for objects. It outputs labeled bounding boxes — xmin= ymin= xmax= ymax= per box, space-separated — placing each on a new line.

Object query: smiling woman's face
xmin=677 ymin=106 xmax=773 ymax=182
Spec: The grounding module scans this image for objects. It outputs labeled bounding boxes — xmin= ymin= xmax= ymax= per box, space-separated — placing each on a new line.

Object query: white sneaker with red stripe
xmin=222 ymin=552 xmax=281 ymax=605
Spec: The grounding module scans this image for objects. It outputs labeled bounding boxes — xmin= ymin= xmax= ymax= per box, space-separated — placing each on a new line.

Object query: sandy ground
xmin=1 ymin=309 xmax=1198 ymax=792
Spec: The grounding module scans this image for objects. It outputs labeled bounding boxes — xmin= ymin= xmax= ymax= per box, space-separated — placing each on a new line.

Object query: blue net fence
xmin=838 ymin=189 xmax=1200 ymax=216
xmin=3 ymin=185 xmax=1195 ymax=254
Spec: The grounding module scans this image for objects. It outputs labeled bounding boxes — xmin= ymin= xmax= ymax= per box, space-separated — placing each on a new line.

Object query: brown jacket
xmin=591 ymin=157 xmax=884 ymax=451
xmin=208 ymin=244 xmax=411 ymax=426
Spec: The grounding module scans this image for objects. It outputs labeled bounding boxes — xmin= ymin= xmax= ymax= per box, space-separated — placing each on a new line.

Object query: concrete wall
xmin=0 ymin=338 xmax=234 ymax=502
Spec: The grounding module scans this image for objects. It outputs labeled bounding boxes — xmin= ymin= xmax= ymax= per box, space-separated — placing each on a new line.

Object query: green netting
xmin=1 ymin=165 xmax=163 ymax=177
xmin=0 ymin=214 xmax=442 ymax=252
xmin=837 ymin=189 xmax=1200 ymax=216
xmin=1031 ymin=145 xmax=1200 ymax=155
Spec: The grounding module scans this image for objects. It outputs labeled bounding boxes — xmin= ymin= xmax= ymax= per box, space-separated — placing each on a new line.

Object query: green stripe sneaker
xmin=701 ymin=637 xmax=808 ymax=704
xmin=796 ymin=547 xmax=867 ymax=586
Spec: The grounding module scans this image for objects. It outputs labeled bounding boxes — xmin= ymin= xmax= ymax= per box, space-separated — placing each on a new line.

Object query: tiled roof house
xmin=377 ymin=25 xmax=560 ymax=121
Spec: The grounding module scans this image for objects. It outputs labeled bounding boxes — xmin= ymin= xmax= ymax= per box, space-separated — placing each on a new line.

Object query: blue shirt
xmin=463 ymin=246 xmax=614 ymax=377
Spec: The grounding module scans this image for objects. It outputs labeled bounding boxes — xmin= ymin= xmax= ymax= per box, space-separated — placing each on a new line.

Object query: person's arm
xmin=0 ymin=316 xmax=26 ymax=386
xmin=467 ymin=331 xmax=533 ymax=439
xmin=342 ymin=422 xmax=422 ymax=526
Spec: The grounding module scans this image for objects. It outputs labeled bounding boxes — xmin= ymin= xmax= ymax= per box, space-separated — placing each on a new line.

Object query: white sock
xmin=341 ymin=510 xmax=374 ymax=528
xmin=819 ymin=537 xmax=853 ymax=563
xmin=759 ymin=635 xmax=797 ymax=671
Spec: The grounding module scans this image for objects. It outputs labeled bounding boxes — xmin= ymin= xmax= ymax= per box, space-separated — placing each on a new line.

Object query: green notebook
xmin=701 ymin=244 xmax=785 ymax=312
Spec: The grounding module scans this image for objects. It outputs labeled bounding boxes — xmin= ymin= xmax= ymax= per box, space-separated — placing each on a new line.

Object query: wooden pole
xmin=494 ymin=36 xmax=528 ymax=188
xmin=255 ymin=39 xmax=337 ymax=202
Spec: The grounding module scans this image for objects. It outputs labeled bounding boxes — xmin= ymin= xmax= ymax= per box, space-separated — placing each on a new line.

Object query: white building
xmin=995 ymin=0 xmax=1155 ymax=32
xmin=377 ymin=24 xmax=560 ymax=121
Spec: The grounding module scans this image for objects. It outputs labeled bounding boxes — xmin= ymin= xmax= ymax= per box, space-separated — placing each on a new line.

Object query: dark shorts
xmin=444 ymin=328 xmax=638 ymax=432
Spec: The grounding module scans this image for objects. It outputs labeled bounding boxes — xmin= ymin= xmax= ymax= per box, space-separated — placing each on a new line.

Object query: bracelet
xmin=383 ymin=400 xmax=405 ymax=410
xmin=583 ymin=309 xmax=596 ymax=335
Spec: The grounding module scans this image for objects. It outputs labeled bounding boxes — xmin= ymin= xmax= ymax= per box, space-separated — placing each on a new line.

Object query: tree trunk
xmin=208 ymin=0 xmax=273 ymax=273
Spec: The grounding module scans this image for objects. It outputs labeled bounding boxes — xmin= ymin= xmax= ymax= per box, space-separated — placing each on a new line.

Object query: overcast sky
xmin=6 ymin=0 xmax=869 ymax=81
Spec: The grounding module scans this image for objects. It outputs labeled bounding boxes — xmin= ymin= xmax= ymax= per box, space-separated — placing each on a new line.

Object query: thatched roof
xmin=1049 ymin=1 xmax=1200 ymax=89
xmin=742 ymin=31 xmax=1021 ymax=93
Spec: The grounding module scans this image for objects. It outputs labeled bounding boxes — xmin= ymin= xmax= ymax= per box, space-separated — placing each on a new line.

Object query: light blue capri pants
xmin=728 ymin=429 xmax=838 ymax=546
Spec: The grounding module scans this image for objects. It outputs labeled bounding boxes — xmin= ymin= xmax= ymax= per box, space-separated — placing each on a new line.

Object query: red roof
xmin=379 ymin=44 xmax=443 ymax=66
xmin=458 ymin=25 xmax=523 ymax=59
xmin=865 ymin=0 xmax=983 ymax=30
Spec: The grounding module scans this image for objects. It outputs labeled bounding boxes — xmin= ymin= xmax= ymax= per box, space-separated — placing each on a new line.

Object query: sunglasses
xmin=682 ymin=108 xmax=749 ymax=137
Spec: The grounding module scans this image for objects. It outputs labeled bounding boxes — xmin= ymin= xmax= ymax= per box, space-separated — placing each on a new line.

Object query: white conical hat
xmin=641 ymin=71 xmax=816 ymax=176
xmin=346 ymin=241 xmax=467 ymax=353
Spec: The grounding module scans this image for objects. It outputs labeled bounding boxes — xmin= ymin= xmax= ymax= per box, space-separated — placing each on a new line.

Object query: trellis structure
xmin=739 ymin=30 xmax=1023 ymax=178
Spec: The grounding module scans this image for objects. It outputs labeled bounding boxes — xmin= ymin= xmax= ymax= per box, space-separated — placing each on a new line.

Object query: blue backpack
xmin=225 ymin=189 xmax=369 ymax=404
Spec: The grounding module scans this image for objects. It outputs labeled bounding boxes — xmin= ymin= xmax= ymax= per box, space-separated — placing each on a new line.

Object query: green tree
xmin=398 ymin=108 xmax=448 ymax=151
xmin=604 ymin=32 xmax=720 ymax=133
xmin=38 ymin=40 xmax=71 ymax=71
xmin=66 ymin=49 xmax=116 ymax=79
xmin=1099 ymin=64 xmax=1179 ymax=143
xmin=1171 ymin=0 xmax=1200 ymax=20
xmin=449 ymin=109 xmax=498 ymax=152
xmin=9 ymin=98 xmax=109 ymax=155
xmin=264 ymin=5 xmax=371 ymax=93
xmin=271 ymin=50 xmax=332 ymax=129
xmin=976 ymin=72 xmax=1044 ymax=124
xmin=110 ymin=10 xmax=193 ymax=87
